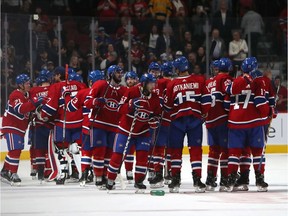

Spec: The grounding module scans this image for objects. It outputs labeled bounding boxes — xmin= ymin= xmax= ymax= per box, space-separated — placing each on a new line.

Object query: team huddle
xmin=0 ymin=55 xmax=277 ymax=193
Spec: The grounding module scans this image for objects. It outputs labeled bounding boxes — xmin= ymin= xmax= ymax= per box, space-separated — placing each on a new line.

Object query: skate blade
xmin=205 ymin=185 xmax=216 ymax=191
xmin=31 ymin=176 xmax=37 ymax=180
xmin=127 ymin=180 xmax=133 ymax=184
xmin=11 ymin=182 xmax=21 ymax=186
xmin=98 ymin=185 xmax=107 ymax=190
xmin=195 ymin=187 xmax=205 ymax=193
xmin=257 ymin=186 xmax=268 ymax=192
xmin=169 ymin=187 xmax=179 ymax=193
xmin=226 ymin=186 xmax=234 ymax=192
xmin=233 ymin=185 xmax=249 ymax=192
xmin=135 ymin=189 xmax=145 ymax=194
xmin=150 ymin=182 xmax=164 ymax=188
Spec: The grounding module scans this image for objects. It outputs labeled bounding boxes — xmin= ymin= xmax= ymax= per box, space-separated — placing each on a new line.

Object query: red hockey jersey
xmin=226 ymin=75 xmax=270 ymax=129
xmin=85 ymin=80 xmax=127 ymax=133
xmin=118 ymin=85 xmax=162 ymax=137
xmin=205 ymin=73 xmax=233 ymax=128
xmin=67 ymin=88 xmax=90 ymax=135
xmin=1 ymin=89 xmax=36 ymax=136
xmin=30 ymin=85 xmax=53 ymax=129
xmin=155 ymin=78 xmax=171 ymax=127
xmin=164 ymin=74 xmax=209 ymax=120
xmin=41 ymin=80 xmax=86 ymax=128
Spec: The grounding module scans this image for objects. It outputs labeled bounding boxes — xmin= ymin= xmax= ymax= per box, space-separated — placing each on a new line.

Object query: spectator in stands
xmin=171 ymin=0 xmax=187 ymax=40
xmin=47 ymin=61 xmax=55 ymax=72
xmin=60 ymin=46 xmax=69 ymax=65
xmin=96 ymin=27 xmax=113 ymax=58
xmin=69 ymin=55 xmax=82 ymax=75
xmin=35 ymin=23 xmax=50 ymax=55
xmin=229 ymin=30 xmax=248 ymax=71
xmin=34 ymin=50 xmax=49 ymax=73
xmin=209 ymin=28 xmax=226 ymax=60
xmin=2 ymin=0 xmax=23 ymax=13
xmin=118 ymin=0 xmax=131 ymax=17
xmin=35 ymin=7 xmax=51 ymax=32
xmin=22 ymin=60 xmax=32 ymax=76
xmin=155 ymin=25 xmax=176 ymax=58
xmin=100 ymin=51 xmax=118 ymax=70
xmin=21 ymin=0 xmax=31 ymax=14
xmin=180 ymin=31 xmax=198 ymax=53
xmin=132 ymin=0 xmax=149 ymax=35
xmin=191 ymin=5 xmax=207 ymax=45
xmin=196 ymin=46 xmax=206 ymax=74
xmin=149 ymin=0 xmax=172 ymax=29
xmin=192 ymin=64 xmax=202 ymax=75
xmin=116 ymin=17 xmax=138 ymax=39
xmin=273 ymin=76 xmax=288 ymax=112
xmin=184 ymin=43 xmax=193 ymax=58
xmin=148 ymin=25 xmax=159 ymax=53
xmin=241 ymin=6 xmax=264 ymax=57
xmin=212 ymin=0 xmax=234 ymax=47
xmin=188 ymin=52 xmax=197 ymax=74
xmin=97 ymin=0 xmax=117 ymax=34
xmin=279 ymin=6 xmax=287 ymax=56
xmin=48 ymin=37 xmax=59 ymax=64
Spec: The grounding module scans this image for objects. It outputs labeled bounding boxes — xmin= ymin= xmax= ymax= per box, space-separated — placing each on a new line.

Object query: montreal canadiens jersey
xmin=85 ymin=80 xmax=127 ymax=133
xmin=164 ymin=74 xmax=209 ymax=120
xmin=205 ymin=73 xmax=233 ymax=128
xmin=41 ymin=80 xmax=86 ymax=129
xmin=30 ymin=85 xmax=53 ymax=129
xmin=118 ymin=85 xmax=162 ymax=137
xmin=67 ymin=88 xmax=91 ymax=135
xmin=2 ymin=89 xmax=36 ymax=136
xmin=226 ymin=75 xmax=270 ymax=129
xmin=155 ymin=78 xmax=171 ymax=127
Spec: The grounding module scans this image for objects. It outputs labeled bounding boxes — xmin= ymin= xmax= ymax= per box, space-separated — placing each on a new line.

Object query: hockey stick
xmin=116 ymin=109 xmax=139 ymax=190
xmin=62 ymin=64 xmax=69 ymax=147
xmin=144 ymin=111 xmax=164 ymax=179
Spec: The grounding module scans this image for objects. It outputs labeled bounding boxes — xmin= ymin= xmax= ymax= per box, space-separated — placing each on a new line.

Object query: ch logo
xmin=105 ymin=98 xmax=119 ymax=111
xmin=136 ymin=109 xmax=150 ymax=122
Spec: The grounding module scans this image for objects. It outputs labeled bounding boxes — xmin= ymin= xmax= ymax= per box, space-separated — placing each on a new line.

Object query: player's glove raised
xmin=93 ymin=97 xmax=106 ymax=108
xmin=31 ymin=96 xmax=44 ymax=107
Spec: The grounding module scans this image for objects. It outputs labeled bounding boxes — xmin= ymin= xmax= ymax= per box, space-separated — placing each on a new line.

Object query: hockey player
xmin=1 ymin=74 xmax=42 ymax=185
xmin=84 ymin=65 xmax=126 ymax=189
xmin=67 ymin=70 xmax=104 ymax=186
xmin=106 ymin=73 xmax=162 ymax=192
xmin=148 ymin=62 xmax=161 ymax=79
xmin=232 ymin=57 xmax=276 ymax=192
xmin=149 ymin=61 xmax=173 ymax=188
xmin=123 ymin=71 xmax=139 ymax=182
xmin=164 ymin=56 xmax=210 ymax=193
xmin=37 ymin=66 xmax=86 ymax=184
xmin=225 ymin=58 xmax=270 ymax=192
xmin=204 ymin=58 xmax=233 ymax=191
xmin=29 ymin=71 xmax=53 ymax=181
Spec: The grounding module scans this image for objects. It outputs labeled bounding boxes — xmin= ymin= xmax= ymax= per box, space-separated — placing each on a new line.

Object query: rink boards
xmin=0 ymin=113 xmax=287 ymax=160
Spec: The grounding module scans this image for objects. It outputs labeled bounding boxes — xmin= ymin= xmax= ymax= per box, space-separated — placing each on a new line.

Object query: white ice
xmin=1 ymin=154 xmax=288 ymax=216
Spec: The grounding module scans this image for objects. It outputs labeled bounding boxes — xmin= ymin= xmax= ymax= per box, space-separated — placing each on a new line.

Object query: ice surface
xmin=1 ymin=154 xmax=288 ymax=216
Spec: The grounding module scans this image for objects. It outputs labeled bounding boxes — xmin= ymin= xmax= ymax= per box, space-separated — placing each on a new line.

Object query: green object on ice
xmin=150 ymin=190 xmax=165 ymax=196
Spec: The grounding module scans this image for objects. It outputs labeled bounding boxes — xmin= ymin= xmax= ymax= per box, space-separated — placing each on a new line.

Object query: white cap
xmin=176 ymin=51 xmax=183 ymax=56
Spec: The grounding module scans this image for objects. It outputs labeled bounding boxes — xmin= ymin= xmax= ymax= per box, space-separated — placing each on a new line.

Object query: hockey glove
xmin=31 ymin=96 xmax=44 ymax=107
xmin=269 ymin=107 xmax=278 ymax=119
xmin=93 ymin=97 xmax=106 ymax=108
xmin=35 ymin=106 xmax=48 ymax=122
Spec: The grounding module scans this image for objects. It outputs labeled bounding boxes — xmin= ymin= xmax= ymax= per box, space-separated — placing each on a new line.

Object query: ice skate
xmin=255 ymin=171 xmax=268 ymax=192
xmin=95 ymin=176 xmax=107 ymax=190
xmin=38 ymin=169 xmax=44 ymax=183
xmin=233 ymin=170 xmax=249 ymax=192
xmin=0 ymin=169 xmax=11 ymax=184
xmin=10 ymin=173 xmax=21 ymax=186
xmin=30 ymin=168 xmax=37 ymax=180
xmin=86 ymin=168 xmax=94 ymax=183
xmin=168 ymin=173 xmax=181 ymax=193
xmin=126 ymin=171 xmax=133 ymax=184
xmin=192 ymin=172 xmax=206 ymax=193
xmin=79 ymin=169 xmax=88 ymax=187
xmin=205 ymin=171 xmax=217 ymax=191
xmin=147 ymin=171 xmax=155 ymax=183
xmin=106 ymin=179 xmax=115 ymax=191
xmin=134 ymin=181 xmax=146 ymax=194
xmin=219 ymin=176 xmax=229 ymax=192
xmin=150 ymin=171 xmax=164 ymax=188
xmin=225 ymin=173 xmax=238 ymax=192
xmin=164 ymin=170 xmax=172 ymax=185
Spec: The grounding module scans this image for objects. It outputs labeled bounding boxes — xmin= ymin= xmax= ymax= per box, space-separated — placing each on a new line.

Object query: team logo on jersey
xmin=105 ymin=98 xmax=119 ymax=111
xmin=136 ymin=108 xmax=150 ymax=122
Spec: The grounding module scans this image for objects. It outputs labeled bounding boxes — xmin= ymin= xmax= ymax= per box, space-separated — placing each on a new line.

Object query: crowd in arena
xmin=1 ymin=0 xmax=287 ymax=114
